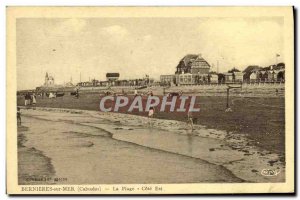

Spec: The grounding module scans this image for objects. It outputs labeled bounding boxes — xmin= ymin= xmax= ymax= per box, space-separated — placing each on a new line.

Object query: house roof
xmin=181 ymin=54 xmax=199 ymax=66
xmin=160 ymin=74 xmax=175 ymax=77
xmin=65 ymin=82 xmax=74 ymax=87
xmin=260 ymin=71 xmax=266 ymax=74
xmin=179 ymin=73 xmax=193 ymax=76
xmin=243 ymin=65 xmax=262 ymax=73
xmin=191 ymin=56 xmax=211 ymax=69
xmin=178 ymin=54 xmax=211 ymax=69
xmin=106 ymin=73 xmax=120 ymax=77
xmin=233 ymin=72 xmax=244 ymax=75
xmin=224 ymin=73 xmax=233 ymax=76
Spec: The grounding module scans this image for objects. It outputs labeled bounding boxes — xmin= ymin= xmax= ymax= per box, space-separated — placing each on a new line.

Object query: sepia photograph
xmin=6 ymin=6 xmax=294 ymax=194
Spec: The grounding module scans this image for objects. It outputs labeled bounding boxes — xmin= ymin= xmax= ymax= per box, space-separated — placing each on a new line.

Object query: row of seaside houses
xmin=160 ymin=54 xmax=285 ymax=86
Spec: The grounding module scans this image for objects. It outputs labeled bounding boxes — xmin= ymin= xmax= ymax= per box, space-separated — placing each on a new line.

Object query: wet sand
xmin=17 ymin=93 xmax=285 ymax=155
xmin=18 ymin=110 xmax=242 ymax=184
xmin=18 ymin=126 xmax=55 ymax=185
xmin=18 ymin=107 xmax=285 ymax=184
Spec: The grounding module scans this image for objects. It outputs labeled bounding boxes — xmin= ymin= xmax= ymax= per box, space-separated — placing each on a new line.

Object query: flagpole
xmin=276 ymin=54 xmax=280 ymax=65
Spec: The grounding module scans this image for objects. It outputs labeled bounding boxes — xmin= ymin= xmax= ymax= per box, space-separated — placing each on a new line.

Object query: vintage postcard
xmin=6 ymin=7 xmax=294 ymax=194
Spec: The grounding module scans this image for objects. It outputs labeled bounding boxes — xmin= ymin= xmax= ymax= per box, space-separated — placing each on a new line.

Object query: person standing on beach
xmin=17 ymin=107 xmax=21 ymax=126
xmin=32 ymin=93 xmax=37 ymax=105
xmin=75 ymin=89 xmax=79 ymax=99
xmin=31 ymin=93 xmax=37 ymax=110
xmin=148 ymin=106 xmax=155 ymax=127
xmin=24 ymin=94 xmax=27 ymax=106
xmin=186 ymin=104 xmax=194 ymax=131
xmin=134 ymin=89 xmax=138 ymax=97
xmin=24 ymin=93 xmax=30 ymax=107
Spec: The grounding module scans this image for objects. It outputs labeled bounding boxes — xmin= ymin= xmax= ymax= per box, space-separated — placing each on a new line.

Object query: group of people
xmin=146 ymin=91 xmax=194 ymax=130
xmin=148 ymin=107 xmax=194 ymax=130
xmin=133 ymin=89 xmax=154 ymax=97
xmin=100 ymin=89 xmax=195 ymax=130
xmin=24 ymin=93 xmax=36 ymax=106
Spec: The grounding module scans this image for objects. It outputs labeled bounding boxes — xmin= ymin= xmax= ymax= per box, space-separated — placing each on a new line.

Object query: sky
xmin=17 ymin=17 xmax=284 ymax=90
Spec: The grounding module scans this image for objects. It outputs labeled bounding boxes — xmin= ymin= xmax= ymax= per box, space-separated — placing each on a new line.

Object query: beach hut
xmin=250 ymin=72 xmax=258 ymax=82
xmin=233 ymin=72 xmax=244 ymax=83
xmin=209 ymin=74 xmax=219 ymax=84
xmin=224 ymin=73 xmax=233 ymax=83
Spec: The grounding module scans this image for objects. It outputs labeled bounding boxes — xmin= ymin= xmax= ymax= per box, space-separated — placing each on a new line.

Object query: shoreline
xmin=18 ymin=126 xmax=56 ymax=185
xmin=19 ymin=107 xmax=285 ymax=183
xmin=17 ymin=94 xmax=285 ymax=156
xmin=18 ymin=111 xmax=244 ymax=184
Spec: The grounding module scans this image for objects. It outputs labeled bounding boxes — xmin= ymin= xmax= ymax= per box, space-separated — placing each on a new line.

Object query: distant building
xmin=106 ymin=73 xmax=120 ymax=81
xmin=267 ymin=71 xmax=275 ymax=81
xmin=209 ymin=74 xmax=219 ymax=83
xmin=273 ymin=70 xmax=285 ymax=81
xmin=196 ymin=74 xmax=209 ymax=84
xmin=233 ymin=72 xmax=244 ymax=82
xmin=224 ymin=73 xmax=233 ymax=83
xmin=177 ymin=73 xmax=198 ymax=85
xmin=250 ymin=72 xmax=258 ymax=82
xmin=276 ymin=70 xmax=285 ymax=82
xmin=160 ymin=75 xmax=175 ymax=85
xmin=44 ymin=72 xmax=55 ymax=86
xmin=176 ymin=54 xmax=210 ymax=75
xmin=35 ymin=72 xmax=76 ymax=95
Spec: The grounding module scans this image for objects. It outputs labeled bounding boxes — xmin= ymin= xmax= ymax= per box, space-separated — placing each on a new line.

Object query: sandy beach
xmin=17 ymin=93 xmax=285 ymax=155
xmin=17 ymin=107 xmax=285 ymax=184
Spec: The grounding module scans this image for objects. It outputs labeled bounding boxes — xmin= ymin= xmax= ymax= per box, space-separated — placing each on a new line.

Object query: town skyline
xmin=17 ymin=17 xmax=284 ymax=90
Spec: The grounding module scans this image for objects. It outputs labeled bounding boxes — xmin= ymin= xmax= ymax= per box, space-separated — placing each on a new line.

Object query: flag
xmin=276 ymin=54 xmax=280 ymax=57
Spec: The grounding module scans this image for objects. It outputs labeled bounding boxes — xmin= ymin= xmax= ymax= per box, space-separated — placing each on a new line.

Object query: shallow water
xmin=19 ymin=114 xmax=241 ymax=184
xmin=19 ymin=108 xmax=285 ymax=183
